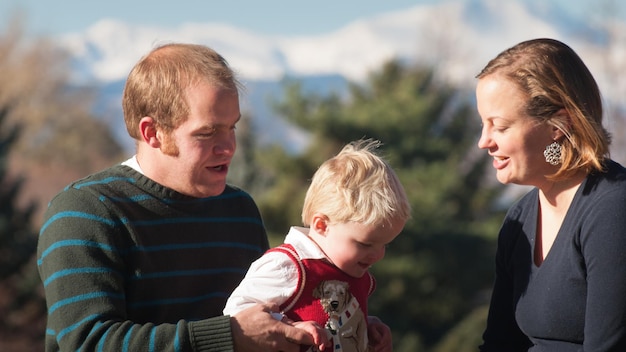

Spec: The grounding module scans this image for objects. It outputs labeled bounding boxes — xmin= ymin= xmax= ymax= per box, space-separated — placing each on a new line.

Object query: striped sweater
xmin=37 ymin=164 xmax=269 ymax=351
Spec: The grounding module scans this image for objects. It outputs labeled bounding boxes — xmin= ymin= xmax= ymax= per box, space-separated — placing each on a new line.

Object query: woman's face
xmin=476 ymin=74 xmax=556 ymax=187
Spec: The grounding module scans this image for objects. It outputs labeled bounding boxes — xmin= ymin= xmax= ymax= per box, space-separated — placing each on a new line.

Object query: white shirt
xmin=121 ymin=155 xmax=143 ymax=174
xmin=223 ymin=226 xmax=328 ymax=316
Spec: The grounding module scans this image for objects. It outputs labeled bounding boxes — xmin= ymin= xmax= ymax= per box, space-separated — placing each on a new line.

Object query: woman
xmin=476 ymin=38 xmax=626 ymax=351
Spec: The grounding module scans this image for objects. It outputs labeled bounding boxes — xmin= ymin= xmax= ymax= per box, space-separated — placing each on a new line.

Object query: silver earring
xmin=543 ymin=141 xmax=562 ymax=166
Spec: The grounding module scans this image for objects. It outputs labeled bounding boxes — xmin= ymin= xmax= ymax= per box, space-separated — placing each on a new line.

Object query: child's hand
xmin=292 ymin=320 xmax=331 ymax=351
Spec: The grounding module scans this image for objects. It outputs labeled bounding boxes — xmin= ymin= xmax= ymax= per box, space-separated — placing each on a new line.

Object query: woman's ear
xmin=551 ymin=109 xmax=570 ymax=141
xmin=139 ymin=116 xmax=161 ymax=148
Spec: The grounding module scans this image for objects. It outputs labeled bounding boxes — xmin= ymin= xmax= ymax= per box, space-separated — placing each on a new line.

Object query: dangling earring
xmin=543 ymin=141 xmax=562 ymax=166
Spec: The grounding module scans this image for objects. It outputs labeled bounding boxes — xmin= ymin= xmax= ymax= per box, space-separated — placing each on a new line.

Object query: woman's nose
xmin=477 ymin=128 xmax=491 ymax=150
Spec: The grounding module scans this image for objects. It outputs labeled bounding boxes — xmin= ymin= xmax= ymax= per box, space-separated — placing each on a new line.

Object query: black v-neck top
xmin=480 ymin=160 xmax=626 ymax=351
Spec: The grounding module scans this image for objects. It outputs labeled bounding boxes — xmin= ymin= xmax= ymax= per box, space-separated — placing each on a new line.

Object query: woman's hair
xmin=122 ymin=43 xmax=241 ymax=139
xmin=476 ymin=38 xmax=611 ymax=179
xmin=301 ymin=138 xmax=411 ymax=227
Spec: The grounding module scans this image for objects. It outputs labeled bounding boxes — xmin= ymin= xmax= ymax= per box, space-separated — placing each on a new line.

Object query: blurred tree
xmin=0 ymin=16 xmax=126 ymax=226
xmin=0 ymin=105 xmax=44 ymax=350
xmin=432 ymin=305 xmax=489 ymax=352
xmin=0 ymin=105 xmax=37 ymax=280
xmin=0 ymin=15 xmax=126 ymax=351
xmin=254 ymin=60 xmax=506 ymax=351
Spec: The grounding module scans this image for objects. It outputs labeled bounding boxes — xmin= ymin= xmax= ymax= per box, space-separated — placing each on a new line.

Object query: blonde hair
xmin=477 ymin=38 xmax=610 ymax=180
xmin=122 ymin=43 xmax=241 ymax=140
xmin=301 ymin=139 xmax=411 ymax=227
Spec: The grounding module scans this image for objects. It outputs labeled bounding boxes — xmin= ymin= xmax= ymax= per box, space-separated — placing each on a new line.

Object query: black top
xmin=480 ymin=160 xmax=626 ymax=351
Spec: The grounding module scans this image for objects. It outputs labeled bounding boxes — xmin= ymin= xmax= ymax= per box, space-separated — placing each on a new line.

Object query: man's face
xmin=156 ymin=82 xmax=240 ymax=198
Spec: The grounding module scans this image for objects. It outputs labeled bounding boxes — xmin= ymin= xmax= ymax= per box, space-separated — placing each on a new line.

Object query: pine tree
xmin=254 ymin=60 xmax=506 ymax=351
xmin=0 ymin=105 xmax=37 ymax=279
xmin=0 ymin=105 xmax=43 ymax=351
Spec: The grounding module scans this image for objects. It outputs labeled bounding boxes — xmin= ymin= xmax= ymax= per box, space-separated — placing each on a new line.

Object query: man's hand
xmin=231 ymin=304 xmax=324 ymax=352
xmin=367 ymin=315 xmax=393 ymax=352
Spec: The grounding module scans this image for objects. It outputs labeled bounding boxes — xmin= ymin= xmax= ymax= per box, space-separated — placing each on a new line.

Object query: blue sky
xmin=0 ymin=0 xmax=609 ymax=37
xmin=2 ymin=0 xmax=435 ymax=36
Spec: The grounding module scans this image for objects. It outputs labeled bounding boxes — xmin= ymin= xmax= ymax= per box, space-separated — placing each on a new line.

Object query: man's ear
xmin=139 ymin=116 xmax=161 ymax=148
xmin=311 ymin=213 xmax=329 ymax=236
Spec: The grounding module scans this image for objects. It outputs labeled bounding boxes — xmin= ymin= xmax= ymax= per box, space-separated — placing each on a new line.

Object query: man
xmin=37 ymin=43 xmax=391 ymax=351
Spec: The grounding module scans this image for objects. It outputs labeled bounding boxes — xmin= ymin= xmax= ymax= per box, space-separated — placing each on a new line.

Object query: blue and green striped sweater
xmin=37 ymin=164 xmax=269 ymax=351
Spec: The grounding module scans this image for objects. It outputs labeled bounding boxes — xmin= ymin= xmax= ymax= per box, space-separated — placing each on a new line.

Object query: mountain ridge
xmin=55 ymin=0 xmax=626 ymax=157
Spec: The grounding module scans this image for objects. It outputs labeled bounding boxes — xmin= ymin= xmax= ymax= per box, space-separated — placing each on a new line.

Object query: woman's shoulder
xmin=585 ymin=159 xmax=626 ymax=194
xmin=604 ymin=159 xmax=626 ymax=181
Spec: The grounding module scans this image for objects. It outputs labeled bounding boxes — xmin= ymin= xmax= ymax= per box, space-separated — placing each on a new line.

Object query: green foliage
xmin=0 ymin=19 xmax=130 ymax=348
xmin=255 ymin=60 xmax=506 ymax=350
xmin=432 ymin=305 xmax=489 ymax=352
xmin=0 ymin=105 xmax=37 ymax=279
xmin=0 ymin=104 xmax=45 ymax=347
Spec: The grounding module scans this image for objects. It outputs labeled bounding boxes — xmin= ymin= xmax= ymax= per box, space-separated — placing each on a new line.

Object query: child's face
xmin=321 ymin=217 xmax=405 ymax=278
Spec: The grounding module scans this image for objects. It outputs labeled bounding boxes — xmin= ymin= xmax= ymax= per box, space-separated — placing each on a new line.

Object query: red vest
xmin=270 ymin=244 xmax=375 ymax=351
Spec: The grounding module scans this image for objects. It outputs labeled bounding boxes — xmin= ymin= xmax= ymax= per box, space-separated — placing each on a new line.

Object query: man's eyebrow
xmin=213 ymin=115 xmax=242 ymax=127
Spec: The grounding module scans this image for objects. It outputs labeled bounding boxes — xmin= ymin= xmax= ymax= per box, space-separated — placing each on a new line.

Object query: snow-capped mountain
xmin=58 ymin=0 xmax=623 ymax=85
xmin=54 ymin=0 xmax=626 ymax=156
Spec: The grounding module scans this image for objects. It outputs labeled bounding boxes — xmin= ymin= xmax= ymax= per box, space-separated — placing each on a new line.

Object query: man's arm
xmin=38 ymin=187 xmax=211 ymax=351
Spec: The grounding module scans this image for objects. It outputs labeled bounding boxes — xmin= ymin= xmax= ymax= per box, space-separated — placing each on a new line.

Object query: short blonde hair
xmin=301 ymin=139 xmax=411 ymax=227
